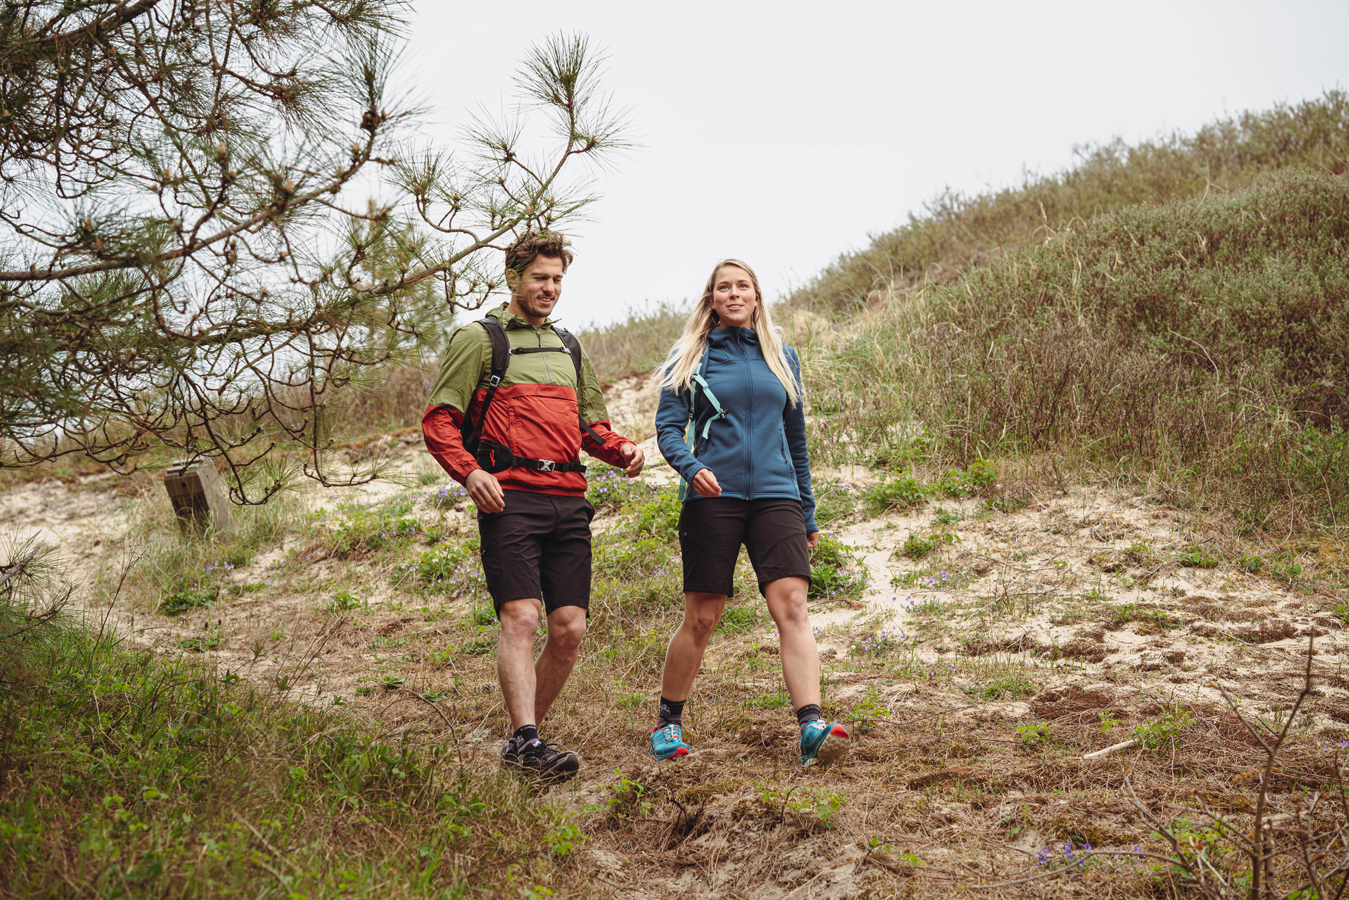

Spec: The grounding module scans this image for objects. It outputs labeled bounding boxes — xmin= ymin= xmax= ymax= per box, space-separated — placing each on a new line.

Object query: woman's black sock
xmin=795 ymin=704 xmax=822 ymax=732
xmin=657 ymin=697 xmax=685 ymax=727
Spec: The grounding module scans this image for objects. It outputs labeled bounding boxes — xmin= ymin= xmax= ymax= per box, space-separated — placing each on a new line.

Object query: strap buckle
xmin=538 ymin=460 xmax=556 ymax=473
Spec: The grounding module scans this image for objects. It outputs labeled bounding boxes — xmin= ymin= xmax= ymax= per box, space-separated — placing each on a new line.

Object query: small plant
xmin=331 ymin=498 xmax=423 ymax=557
xmin=900 ymin=533 xmax=936 ymax=560
xmin=606 ymin=770 xmax=652 ymax=819
xmin=1177 ymin=544 xmax=1221 ymax=569
xmin=326 ymin=589 xmax=365 ymax=613
xmin=1016 ymin=722 xmax=1052 ymax=749
xmin=381 ymin=676 xmax=405 ymax=691
xmin=1132 ymin=703 xmax=1193 ymax=752
xmin=846 ymin=687 xmax=890 ymax=734
xmin=1238 ymin=554 xmax=1263 ymax=573
xmin=176 ymin=632 xmax=222 ymax=652
xmin=158 ymin=588 xmax=217 ymax=616
xmin=935 ymin=460 xmax=998 ymax=498
xmin=932 ymin=506 xmax=961 ymax=525
xmin=756 ymin=782 xmax=844 ymax=830
xmin=809 ymin=534 xmax=867 ymax=600
xmin=863 ymin=475 xmax=927 ymax=514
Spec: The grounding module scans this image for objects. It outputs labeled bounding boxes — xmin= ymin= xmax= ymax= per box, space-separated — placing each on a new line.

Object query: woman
xmin=649 ymin=259 xmax=849 ymax=767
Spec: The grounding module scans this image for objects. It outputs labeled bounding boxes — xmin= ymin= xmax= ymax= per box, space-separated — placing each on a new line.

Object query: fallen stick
xmin=1083 ymin=739 xmax=1138 ymax=759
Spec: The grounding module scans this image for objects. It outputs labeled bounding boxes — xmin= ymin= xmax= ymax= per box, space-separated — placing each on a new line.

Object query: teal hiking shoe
xmin=800 ymin=720 xmax=850 ymax=767
xmin=650 ymin=723 xmax=690 ymax=760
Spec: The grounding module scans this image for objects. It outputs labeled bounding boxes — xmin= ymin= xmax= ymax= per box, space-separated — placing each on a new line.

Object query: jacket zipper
xmin=740 ymin=330 xmax=755 ymax=500
xmin=535 ymin=327 xmax=554 ymax=383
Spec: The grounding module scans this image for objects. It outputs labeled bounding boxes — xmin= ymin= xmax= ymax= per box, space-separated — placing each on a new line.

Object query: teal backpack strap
xmin=678 ymin=349 xmax=728 ymax=501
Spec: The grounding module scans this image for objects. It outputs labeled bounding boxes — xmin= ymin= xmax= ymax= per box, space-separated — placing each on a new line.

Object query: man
xmin=422 ymin=232 xmax=644 ymax=778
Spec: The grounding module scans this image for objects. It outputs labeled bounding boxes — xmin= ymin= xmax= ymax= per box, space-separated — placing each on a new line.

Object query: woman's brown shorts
xmin=678 ymin=497 xmax=810 ymax=597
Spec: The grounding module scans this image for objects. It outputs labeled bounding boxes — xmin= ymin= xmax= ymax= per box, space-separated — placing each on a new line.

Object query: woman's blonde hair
xmin=654 ymin=259 xmax=802 ymax=406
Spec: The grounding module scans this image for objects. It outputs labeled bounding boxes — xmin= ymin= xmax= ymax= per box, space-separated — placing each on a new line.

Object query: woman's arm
xmin=655 ymin=381 xmax=709 ymax=486
xmin=783 ymin=347 xmax=818 ymax=533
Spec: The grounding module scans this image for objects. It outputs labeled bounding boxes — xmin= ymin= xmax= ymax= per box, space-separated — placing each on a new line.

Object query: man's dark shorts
xmin=678 ymin=497 xmax=810 ymax=597
xmin=478 ymin=489 xmax=595 ymax=615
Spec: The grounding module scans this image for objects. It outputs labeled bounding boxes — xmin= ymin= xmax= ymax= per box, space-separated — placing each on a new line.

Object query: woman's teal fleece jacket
xmin=655 ymin=327 xmax=818 ymax=533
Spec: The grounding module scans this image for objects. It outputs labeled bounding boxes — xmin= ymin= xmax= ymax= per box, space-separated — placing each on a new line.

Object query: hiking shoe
xmin=500 ymin=736 xmax=580 ymax=779
xmin=650 ymin=723 xmax=690 ymax=760
xmin=800 ymin=720 xmax=850 ymax=767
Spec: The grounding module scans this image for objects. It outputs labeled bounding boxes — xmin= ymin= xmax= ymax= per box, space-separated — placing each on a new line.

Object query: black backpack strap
xmin=475 ymin=439 xmax=587 ymax=475
xmin=459 ymin=315 xmax=511 ymax=455
xmin=552 ymin=325 xmax=606 ymax=445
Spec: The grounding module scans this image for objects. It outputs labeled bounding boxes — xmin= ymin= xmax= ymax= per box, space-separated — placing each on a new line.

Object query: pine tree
xmin=0 ymin=1 xmax=625 ymax=500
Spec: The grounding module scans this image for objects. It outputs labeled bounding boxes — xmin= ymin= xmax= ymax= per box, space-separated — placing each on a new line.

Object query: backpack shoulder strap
xmin=551 ymin=325 xmax=584 ymax=381
xmin=459 ymin=315 xmax=511 ymax=454
xmin=679 ymin=347 xmax=728 ymax=501
xmin=690 ymin=349 xmax=727 ymax=441
xmin=553 ymin=324 xmax=606 ymax=445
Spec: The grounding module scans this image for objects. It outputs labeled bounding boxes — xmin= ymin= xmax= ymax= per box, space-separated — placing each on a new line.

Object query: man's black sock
xmin=512 ymin=724 xmax=539 ymax=746
xmin=795 ymin=704 xmax=822 ymax=732
xmin=657 ymin=697 xmax=685 ymax=727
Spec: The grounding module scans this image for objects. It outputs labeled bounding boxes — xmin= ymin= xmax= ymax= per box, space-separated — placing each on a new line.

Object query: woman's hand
xmin=691 ymin=468 xmax=721 ymax=497
xmin=806 ymin=531 xmax=819 ymax=550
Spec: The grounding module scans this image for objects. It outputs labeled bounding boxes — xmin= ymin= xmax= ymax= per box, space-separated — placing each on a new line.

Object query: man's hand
xmin=465 ymin=469 xmax=505 ymax=513
xmin=691 ymin=468 xmax=721 ymax=497
xmin=620 ymin=443 xmax=645 ymax=478
xmin=806 ymin=531 xmax=819 ymax=551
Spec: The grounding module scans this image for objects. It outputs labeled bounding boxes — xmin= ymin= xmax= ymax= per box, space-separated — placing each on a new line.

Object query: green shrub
xmin=1177 ymin=545 xmax=1221 ymax=569
xmin=864 ymin=476 xmax=927 ymax=514
xmin=901 ymin=533 xmax=936 ymax=560
xmin=634 ymin=487 xmax=681 ymax=541
xmin=809 ymin=534 xmax=867 ymax=600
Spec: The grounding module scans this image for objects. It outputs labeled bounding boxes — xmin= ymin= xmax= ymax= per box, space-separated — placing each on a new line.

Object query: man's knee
xmin=546 ymin=607 xmax=587 ymax=653
xmin=499 ymin=599 xmax=542 ymax=642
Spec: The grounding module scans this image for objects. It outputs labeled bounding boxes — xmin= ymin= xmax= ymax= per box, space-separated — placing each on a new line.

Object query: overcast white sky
xmin=402 ymin=0 xmax=1348 ymax=327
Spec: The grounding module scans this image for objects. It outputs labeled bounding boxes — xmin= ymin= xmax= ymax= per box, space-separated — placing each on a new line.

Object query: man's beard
xmin=514 ymin=293 xmax=553 ymax=320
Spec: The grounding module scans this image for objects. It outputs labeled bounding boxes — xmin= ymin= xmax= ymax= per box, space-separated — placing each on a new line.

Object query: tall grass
xmin=801 ymin=168 xmax=1349 ymax=532
xmin=792 ymin=90 xmax=1349 ymax=311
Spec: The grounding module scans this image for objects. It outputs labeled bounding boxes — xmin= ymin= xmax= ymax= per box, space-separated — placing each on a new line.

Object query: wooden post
xmin=163 ymin=460 xmax=233 ymax=537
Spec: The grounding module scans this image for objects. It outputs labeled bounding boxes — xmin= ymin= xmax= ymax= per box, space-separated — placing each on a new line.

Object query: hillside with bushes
xmin=3 ymin=93 xmax=1349 ymax=899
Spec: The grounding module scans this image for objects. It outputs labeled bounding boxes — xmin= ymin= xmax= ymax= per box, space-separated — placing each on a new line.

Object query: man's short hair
xmin=505 ymin=231 xmax=574 ymax=278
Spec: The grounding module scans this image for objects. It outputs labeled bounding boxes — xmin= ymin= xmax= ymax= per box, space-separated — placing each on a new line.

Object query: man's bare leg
xmin=497 ymin=597 xmax=543 ymax=732
xmin=532 ymin=605 xmax=587 ymax=726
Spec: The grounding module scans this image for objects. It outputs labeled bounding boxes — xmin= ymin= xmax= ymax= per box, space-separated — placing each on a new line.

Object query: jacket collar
xmin=489 ymin=301 xmax=555 ymax=329
xmin=708 ymin=326 xmax=759 ymax=346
